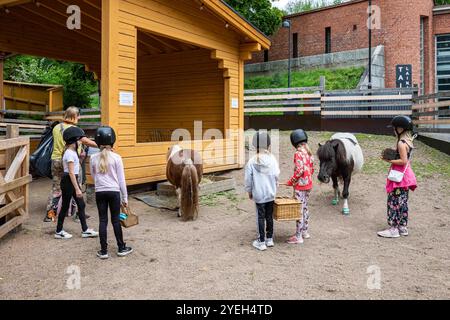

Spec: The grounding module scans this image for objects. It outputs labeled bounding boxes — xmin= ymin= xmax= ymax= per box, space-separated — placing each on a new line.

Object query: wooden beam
xmin=101 ymin=0 xmax=120 ymax=130
xmin=1 ymin=8 xmax=100 ymax=65
xmin=143 ymin=32 xmax=182 ymax=52
xmin=0 ymin=196 xmax=24 ymax=219
xmin=240 ymin=42 xmax=261 ymax=52
xmin=0 ymin=175 xmax=32 ymax=194
xmin=0 ymin=215 xmax=24 ymax=239
xmin=56 ymin=0 xmax=101 ymax=23
xmin=20 ymin=4 xmax=100 ymax=44
xmin=0 ymin=0 xmax=30 ymax=5
xmin=0 ymin=57 xmax=3 ymax=118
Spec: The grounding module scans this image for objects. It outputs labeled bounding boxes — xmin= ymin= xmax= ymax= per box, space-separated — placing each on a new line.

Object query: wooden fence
xmin=412 ymin=92 xmax=450 ymax=134
xmin=321 ymin=88 xmax=414 ymax=118
xmin=244 ymin=87 xmax=416 ymax=118
xmin=0 ymin=125 xmax=31 ymax=239
xmin=0 ymin=108 xmax=101 ymax=134
xmin=2 ymin=81 xmax=64 ymax=115
xmin=244 ymin=87 xmax=322 ymax=115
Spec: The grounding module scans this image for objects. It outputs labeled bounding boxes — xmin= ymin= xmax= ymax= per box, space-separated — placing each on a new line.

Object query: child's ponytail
xmin=301 ymin=142 xmax=313 ymax=157
xmin=99 ymin=146 xmax=112 ymax=174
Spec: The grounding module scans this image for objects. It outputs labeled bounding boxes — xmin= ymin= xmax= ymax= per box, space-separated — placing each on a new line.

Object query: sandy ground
xmin=0 ymin=132 xmax=449 ymax=300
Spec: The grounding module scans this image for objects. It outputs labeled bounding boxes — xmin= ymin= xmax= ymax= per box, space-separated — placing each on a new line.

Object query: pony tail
xmin=180 ymin=163 xmax=199 ymax=221
xmin=99 ymin=147 xmax=111 ymax=174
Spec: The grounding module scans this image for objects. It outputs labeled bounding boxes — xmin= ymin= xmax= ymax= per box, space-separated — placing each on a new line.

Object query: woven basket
xmin=274 ymin=197 xmax=302 ymax=221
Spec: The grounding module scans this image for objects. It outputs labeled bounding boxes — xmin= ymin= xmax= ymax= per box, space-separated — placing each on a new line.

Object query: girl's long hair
xmin=99 ymin=146 xmax=112 ymax=174
xmin=299 ymin=142 xmax=313 ymax=156
xmin=398 ymin=130 xmax=415 ymax=149
xmin=62 ymin=142 xmax=79 ymax=159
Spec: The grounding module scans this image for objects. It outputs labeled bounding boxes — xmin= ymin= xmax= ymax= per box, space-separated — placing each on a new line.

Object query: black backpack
xmin=30 ymin=122 xmax=61 ymax=179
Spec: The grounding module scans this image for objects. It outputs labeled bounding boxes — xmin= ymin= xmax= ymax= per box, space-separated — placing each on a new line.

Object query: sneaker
xmin=117 ymin=247 xmax=134 ymax=257
xmin=287 ymin=235 xmax=304 ymax=244
xmin=399 ymin=226 xmax=409 ymax=236
xmin=252 ymin=240 xmax=267 ymax=251
xmin=43 ymin=216 xmax=53 ymax=223
xmin=55 ymin=230 xmax=73 ymax=239
xmin=82 ymin=229 xmax=99 ymax=238
xmin=97 ymin=250 xmax=109 ymax=260
xmin=377 ymin=227 xmax=400 ymax=238
xmin=265 ymin=238 xmax=274 ymax=247
xmin=302 ymin=231 xmax=311 ymax=239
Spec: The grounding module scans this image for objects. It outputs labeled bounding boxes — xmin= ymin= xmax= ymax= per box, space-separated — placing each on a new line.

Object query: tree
xmin=224 ymin=0 xmax=284 ymax=36
xmin=285 ymin=0 xmax=344 ymax=14
xmin=4 ymin=55 xmax=98 ymax=109
xmin=435 ymin=0 xmax=450 ymax=5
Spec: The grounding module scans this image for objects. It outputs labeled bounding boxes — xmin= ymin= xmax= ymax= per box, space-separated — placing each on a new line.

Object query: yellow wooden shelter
xmin=0 ymin=0 xmax=270 ymax=185
xmin=3 ymin=81 xmax=64 ymax=113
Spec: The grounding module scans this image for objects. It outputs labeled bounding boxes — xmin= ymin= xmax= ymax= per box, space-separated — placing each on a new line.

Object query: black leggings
xmin=96 ymin=191 xmax=125 ymax=252
xmin=256 ymin=201 xmax=274 ymax=242
xmin=57 ymin=175 xmax=88 ymax=233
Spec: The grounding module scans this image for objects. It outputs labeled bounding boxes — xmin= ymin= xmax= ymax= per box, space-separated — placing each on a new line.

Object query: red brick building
xmin=250 ymin=0 xmax=450 ymax=95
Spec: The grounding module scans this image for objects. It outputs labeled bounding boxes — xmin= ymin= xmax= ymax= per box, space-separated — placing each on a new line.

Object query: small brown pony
xmin=166 ymin=145 xmax=203 ymax=221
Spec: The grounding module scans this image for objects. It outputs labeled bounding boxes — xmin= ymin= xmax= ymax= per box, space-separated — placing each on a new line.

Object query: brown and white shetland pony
xmin=166 ymin=145 xmax=203 ymax=221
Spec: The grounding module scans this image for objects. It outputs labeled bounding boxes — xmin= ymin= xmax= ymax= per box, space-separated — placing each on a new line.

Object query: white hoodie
xmin=245 ymin=151 xmax=280 ymax=204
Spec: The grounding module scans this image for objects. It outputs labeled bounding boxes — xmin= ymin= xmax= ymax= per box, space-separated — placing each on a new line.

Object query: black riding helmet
xmin=63 ymin=126 xmax=86 ymax=145
xmin=290 ymin=129 xmax=308 ymax=147
xmin=252 ymin=131 xmax=271 ymax=150
xmin=95 ymin=126 xmax=116 ymax=147
xmin=389 ymin=116 xmax=414 ymax=131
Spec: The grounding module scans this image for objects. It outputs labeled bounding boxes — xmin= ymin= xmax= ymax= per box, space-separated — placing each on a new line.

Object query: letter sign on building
xmin=396 ymin=65 xmax=412 ymax=88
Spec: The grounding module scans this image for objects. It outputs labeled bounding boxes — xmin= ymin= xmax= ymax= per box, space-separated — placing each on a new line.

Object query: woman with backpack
xmin=44 ymin=107 xmax=97 ymax=222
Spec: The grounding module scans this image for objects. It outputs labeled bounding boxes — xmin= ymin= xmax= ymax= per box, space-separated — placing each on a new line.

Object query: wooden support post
xmin=320 ymin=76 xmax=326 ymax=93
xmin=0 ymin=57 xmax=4 ymax=121
xmin=101 ymin=0 xmax=120 ymax=130
xmin=5 ymin=125 xmax=19 ymax=222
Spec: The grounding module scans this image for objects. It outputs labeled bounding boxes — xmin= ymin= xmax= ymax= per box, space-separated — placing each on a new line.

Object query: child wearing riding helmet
xmin=378 ymin=116 xmax=417 ymax=238
xmin=285 ymin=129 xmax=314 ymax=244
xmin=45 ymin=106 xmax=97 ymax=222
xmin=245 ymin=131 xmax=280 ymax=251
xmin=55 ymin=127 xmax=98 ymax=239
xmin=90 ymin=126 xmax=133 ymax=259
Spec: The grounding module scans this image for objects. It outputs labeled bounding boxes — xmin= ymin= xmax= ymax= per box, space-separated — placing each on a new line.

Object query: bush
xmin=4 ymin=55 xmax=98 ymax=109
xmin=245 ymin=67 xmax=365 ymax=90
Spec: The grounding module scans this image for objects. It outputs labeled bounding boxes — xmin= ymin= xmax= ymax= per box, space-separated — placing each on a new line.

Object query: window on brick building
xmin=436 ymin=34 xmax=450 ymax=118
xmin=325 ymin=27 xmax=331 ymax=54
xmin=264 ymin=50 xmax=269 ymax=62
xmin=436 ymin=34 xmax=450 ymax=93
xmin=419 ymin=17 xmax=426 ymax=96
xmin=293 ymin=33 xmax=298 ymax=58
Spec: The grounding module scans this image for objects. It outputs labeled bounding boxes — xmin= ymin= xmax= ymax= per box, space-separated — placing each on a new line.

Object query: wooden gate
xmin=0 ymin=125 xmax=31 ymax=239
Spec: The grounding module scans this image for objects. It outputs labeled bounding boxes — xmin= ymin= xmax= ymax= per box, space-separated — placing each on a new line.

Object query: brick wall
xmin=250 ymin=0 xmax=450 ymax=94
xmin=252 ymin=0 xmax=376 ymax=63
xmin=378 ymin=0 xmax=435 ymax=90
xmin=433 ymin=12 xmax=450 ymax=35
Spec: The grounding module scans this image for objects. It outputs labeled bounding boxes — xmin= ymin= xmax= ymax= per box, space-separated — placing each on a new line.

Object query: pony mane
xmin=317 ymin=140 xmax=348 ymax=165
xmin=317 ymin=142 xmax=334 ymax=160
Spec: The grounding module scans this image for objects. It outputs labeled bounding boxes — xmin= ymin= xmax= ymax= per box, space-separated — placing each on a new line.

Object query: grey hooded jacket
xmin=244 ymin=152 xmax=280 ymax=204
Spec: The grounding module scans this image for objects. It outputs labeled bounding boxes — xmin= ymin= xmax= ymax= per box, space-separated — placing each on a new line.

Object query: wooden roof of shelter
xmin=0 ymin=0 xmax=270 ymax=78
xmin=3 ymin=80 xmax=63 ymax=90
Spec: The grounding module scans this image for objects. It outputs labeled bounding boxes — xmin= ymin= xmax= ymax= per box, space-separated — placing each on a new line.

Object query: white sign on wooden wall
xmin=231 ymin=98 xmax=239 ymax=109
xmin=119 ymin=91 xmax=134 ymax=106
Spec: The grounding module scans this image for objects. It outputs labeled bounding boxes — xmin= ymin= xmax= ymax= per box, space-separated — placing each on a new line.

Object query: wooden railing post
xmin=0 ymin=57 xmax=4 ymax=121
xmin=320 ymin=76 xmax=326 ymax=93
xmin=5 ymin=125 xmax=19 ymax=223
